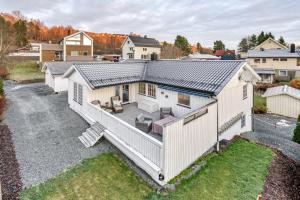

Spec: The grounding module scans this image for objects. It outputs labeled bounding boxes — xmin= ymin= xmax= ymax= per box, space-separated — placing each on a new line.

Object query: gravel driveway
xmin=242 ymin=114 xmax=300 ymax=164
xmin=4 ymin=81 xmax=115 ymax=188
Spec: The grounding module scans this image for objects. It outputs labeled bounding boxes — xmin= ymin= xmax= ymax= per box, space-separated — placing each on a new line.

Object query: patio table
xmin=152 ymin=116 xmax=177 ymax=135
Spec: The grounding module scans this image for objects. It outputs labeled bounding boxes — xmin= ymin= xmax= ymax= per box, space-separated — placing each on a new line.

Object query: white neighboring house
xmin=183 ymin=52 xmax=221 ymax=60
xmin=63 ymin=60 xmax=260 ymax=185
xmin=263 ymin=85 xmax=300 ymax=118
xmin=43 ymin=62 xmax=73 ymax=92
xmin=121 ymin=35 xmax=161 ymax=60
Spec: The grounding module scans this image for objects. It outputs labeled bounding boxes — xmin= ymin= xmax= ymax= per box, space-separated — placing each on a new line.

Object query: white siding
xmin=45 ymin=68 xmax=54 ymax=89
xmin=122 ymin=38 xmax=135 ymax=59
xmin=53 ymin=76 xmax=68 ymax=92
xmin=266 ymin=95 xmax=300 ymax=118
xmin=163 ymin=103 xmax=218 ymax=182
xmin=83 ymin=35 xmax=92 ymax=45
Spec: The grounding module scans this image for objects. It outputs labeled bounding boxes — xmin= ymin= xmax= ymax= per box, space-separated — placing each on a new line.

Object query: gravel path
xmin=242 ymin=114 xmax=300 ymax=164
xmin=4 ymin=81 xmax=115 ymax=188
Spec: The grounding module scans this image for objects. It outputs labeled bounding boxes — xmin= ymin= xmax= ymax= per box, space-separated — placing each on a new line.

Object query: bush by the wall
xmin=0 ymin=67 xmax=9 ymax=79
xmin=290 ymin=79 xmax=300 ymax=90
xmin=292 ymin=115 xmax=300 ymax=144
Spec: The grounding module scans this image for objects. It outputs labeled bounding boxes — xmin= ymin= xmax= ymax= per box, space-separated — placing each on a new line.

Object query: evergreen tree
xmin=257 ymin=31 xmax=265 ymax=45
xmin=213 ymin=40 xmax=225 ymax=51
xmin=278 ymin=36 xmax=286 ymax=46
xmin=238 ymin=38 xmax=249 ymax=52
xmin=249 ymin=34 xmax=257 ymax=49
xmin=13 ymin=19 xmax=28 ymax=47
xmin=174 ymin=35 xmax=192 ymax=56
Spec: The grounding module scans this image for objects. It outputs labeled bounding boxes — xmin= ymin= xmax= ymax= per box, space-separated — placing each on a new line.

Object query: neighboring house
xmin=39 ymin=31 xmax=94 ymax=63
xmin=247 ymin=44 xmax=300 ymax=83
xmin=63 ymin=60 xmax=260 ymax=185
xmin=254 ymin=37 xmax=288 ymax=50
xmin=121 ymin=35 xmax=161 ymax=60
xmin=43 ymin=62 xmax=73 ymax=92
xmin=183 ymin=52 xmax=220 ymax=60
xmin=263 ymin=85 xmax=300 ymax=118
xmin=215 ymin=50 xmax=235 ymax=60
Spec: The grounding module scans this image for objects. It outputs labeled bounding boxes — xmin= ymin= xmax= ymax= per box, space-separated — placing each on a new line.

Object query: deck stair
xmin=79 ymin=122 xmax=106 ymax=148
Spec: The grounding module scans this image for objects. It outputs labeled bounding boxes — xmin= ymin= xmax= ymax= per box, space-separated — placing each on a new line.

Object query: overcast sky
xmin=1 ymin=0 xmax=299 ymax=49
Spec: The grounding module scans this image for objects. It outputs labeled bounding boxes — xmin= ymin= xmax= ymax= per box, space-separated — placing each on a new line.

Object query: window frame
xmin=143 ymin=48 xmax=147 ymax=51
xmin=297 ymin=58 xmax=300 ymax=66
xmin=82 ymin=51 xmax=88 ymax=56
xmin=147 ymin=83 xmax=156 ymax=98
xmin=254 ymin=58 xmax=260 ymax=63
xmin=280 ymin=58 xmax=287 ymax=61
xmin=73 ymin=82 xmax=78 ymax=102
xmin=241 ymin=115 xmax=246 ymax=128
xmin=138 ymin=82 xmax=146 ymax=95
xmin=71 ymin=51 xmax=79 ymax=56
xmin=279 ymin=70 xmax=288 ymax=77
xmin=177 ymin=93 xmax=191 ymax=108
xmin=78 ymin=84 xmax=83 ymax=105
xmin=262 ymin=58 xmax=266 ymax=63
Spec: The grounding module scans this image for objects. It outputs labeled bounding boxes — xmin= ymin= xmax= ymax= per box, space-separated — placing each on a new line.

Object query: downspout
xmin=252 ymin=84 xmax=254 ymax=132
xmin=212 ymin=96 xmax=219 ymax=152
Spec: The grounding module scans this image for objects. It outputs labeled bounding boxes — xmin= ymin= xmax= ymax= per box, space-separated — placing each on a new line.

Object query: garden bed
xmin=0 ymin=124 xmax=22 ymax=200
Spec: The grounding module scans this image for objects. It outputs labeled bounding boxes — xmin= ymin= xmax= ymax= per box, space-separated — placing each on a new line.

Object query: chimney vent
xmin=291 ymin=43 xmax=295 ymax=53
xmin=144 ymin=35 xmax=147 ymax=38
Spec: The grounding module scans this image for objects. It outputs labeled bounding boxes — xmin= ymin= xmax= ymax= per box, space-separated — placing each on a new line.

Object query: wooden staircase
xmin=79 ymin=122 xmax=106 ymax=148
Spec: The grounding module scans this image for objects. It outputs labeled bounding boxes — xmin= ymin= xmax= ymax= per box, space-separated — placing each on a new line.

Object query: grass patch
xmin=254 ymin=95 xmax=267 ymax=113
xmin=8 ymin=61 xmax=44 ymax=83
xmin=147 ymin=139 xmax=274 ymax=200
xmin=20 ymin=153 xmax=152 ymax=200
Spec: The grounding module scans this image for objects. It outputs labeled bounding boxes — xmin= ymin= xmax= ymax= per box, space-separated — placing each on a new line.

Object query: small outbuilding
xmin=43 ymin=62 xmax=73 ymax=92
xmin=263 ymin=85 xmax=300 ymax=118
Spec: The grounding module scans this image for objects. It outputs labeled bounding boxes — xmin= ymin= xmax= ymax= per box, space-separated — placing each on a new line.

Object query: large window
xmin=73 ymin=82 xmax=83 ymax=105
xmin=138 ymin=83 xmax=146 ymax=95
xmin=279 ymin=70 xmax=288 ymax=76
xmin=71 ymin=51 xmax=79 ymax=56
xmin=148 ymin=84 xmax=156 ymax=98
xmin=243 ymin=85 xmax=247 ymax=99
xmin=178 ymin=93 xmax=190 ymax=107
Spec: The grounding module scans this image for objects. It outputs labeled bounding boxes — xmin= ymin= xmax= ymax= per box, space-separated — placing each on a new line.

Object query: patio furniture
xmin=160 ymin=107 xmax=174 ymax=119
xmin=153 ymin=115 xmax=177 ymax=135
xmin=111 ymin=96 xmax=123 ymax=113
xmin=138 ymin=99 xmax=159 ymax=113
xmin=91 ymin=100 xmax=101 ymax=108
xmin=135 ymin=114 xmax=153 ymax=133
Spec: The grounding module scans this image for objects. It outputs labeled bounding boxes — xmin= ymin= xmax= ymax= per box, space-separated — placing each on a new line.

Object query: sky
xmin=1 ymin=0 xmax=300 ymax=49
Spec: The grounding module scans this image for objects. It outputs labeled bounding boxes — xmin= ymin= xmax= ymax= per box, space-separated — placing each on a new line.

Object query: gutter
xmin=212 ymin=96 xmax=219 ymax=152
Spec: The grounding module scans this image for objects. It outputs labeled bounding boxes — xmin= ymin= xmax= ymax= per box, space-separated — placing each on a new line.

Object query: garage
xmin=43 ymin=62 xmax=72 ymax=92
xmin=263 ymin=85 xmax=300 ymax=118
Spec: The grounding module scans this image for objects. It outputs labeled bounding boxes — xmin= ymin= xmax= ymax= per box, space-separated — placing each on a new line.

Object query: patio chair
xmin=111 ymin=96 xmax=123 ymax=113
xmin=91 ymin=100 xmax=102 ymax=108
xmin=135 ymin=114 xmax=153 ymax=133
xmin=160 ymin=107 xmax=174 ymax=119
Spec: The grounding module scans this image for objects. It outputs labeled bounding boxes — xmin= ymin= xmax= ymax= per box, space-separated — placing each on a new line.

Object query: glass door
xmin=122 ymin=85 xmax=129 ymax=103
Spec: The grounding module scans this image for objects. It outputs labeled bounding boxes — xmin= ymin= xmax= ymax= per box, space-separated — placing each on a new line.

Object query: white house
xmin=121 ymin=35 xmax=161 ymax=60
xmin=63 ymin=60 xmax=260 ymax=185
xmin=263 ymin=85 xmax=300 ymax=118
xmin=43 ymin=62 xmax=73 ymax=92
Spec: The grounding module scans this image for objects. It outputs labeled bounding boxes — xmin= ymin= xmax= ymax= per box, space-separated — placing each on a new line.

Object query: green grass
xmin=20 ymin=153 xmax=152 ymax=200
xmin=8 ymin=61 xmax=44 ymax=83
xmin=147 ymin=139 xmax=274 ymax=200
xmin=254 ymin=95 xmax=267 ymax=113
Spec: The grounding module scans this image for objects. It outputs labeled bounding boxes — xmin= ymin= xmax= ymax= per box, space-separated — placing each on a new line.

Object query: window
xmin=73 ymin=82 xmax=77 ymax=102
xmin=138 ymin=83 xmax=146 ymax=95
xmin=73 ymin=82 xmax=83 ymax=105
xmin=262 ymin=58 xmax=266 ymax=63
xmin=178 ymin=93 xmax=190 ymax=107
xmin=128 ymin=54 xmax=134 ymax=59
xmin=71 ymin=51 xmax=79 ymax=56
xmin=241 ymin=115 xmax=246 ymax=128
xmin=82 ymin=51 xmax=88 ymax=56
xmin=280 ymin=58 xmax=287 ymax=61
xmin=279 ymin=70 xmax=288 ymax=76
xmin=254 ymin=58 xmax=260 ymax=63
xmin=141 ymin=55 xmax=147 ymax=59
xmin=148 ymin=84 xmax=156 ymax=98
xmin=127 ymin=41 xmax=130 ymax=44
xmin=129 ymin=47 xmax=134 ymax=51
xmin=273 ymin=58 xmax=279 ymax=61
xmin=143 ymin=48 xmax=147 ymax=51
xmin=297 ymin=58 xmax=300 ymax=66
xmin=243 ymin=85 xmax=247 ymax=99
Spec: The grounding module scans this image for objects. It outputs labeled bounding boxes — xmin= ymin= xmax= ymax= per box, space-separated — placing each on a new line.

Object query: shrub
xmin=290 ymin=79 xmax=300 ymax=90
xmin=292 ymin=115 xmax=300 ymax=144
xmin=255 ymin=83 xmax=277 ymax=92
xmin=253 ymin=106 xmax=267 ymax=114
xmin=0 ymin=67 xmax=9 ymax=79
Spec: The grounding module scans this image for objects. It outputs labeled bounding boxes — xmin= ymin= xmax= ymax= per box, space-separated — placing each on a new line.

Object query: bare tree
xmin=161 ymin=42 xmax=182 ymax=59
xmin=0 ymin=16 xmax=15 ymax=64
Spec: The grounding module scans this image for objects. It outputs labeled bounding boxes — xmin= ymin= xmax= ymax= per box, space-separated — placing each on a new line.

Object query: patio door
xmin=122 ymin=84 xmax=129 ymax=103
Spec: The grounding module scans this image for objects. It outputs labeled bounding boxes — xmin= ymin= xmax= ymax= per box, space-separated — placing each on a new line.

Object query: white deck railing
xmin=86 ymin=102 xmax=163 ymax=168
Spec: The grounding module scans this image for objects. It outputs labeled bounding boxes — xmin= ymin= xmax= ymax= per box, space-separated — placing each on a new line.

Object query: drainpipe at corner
xmin=212 ymin=96 xmax=219 ymax=152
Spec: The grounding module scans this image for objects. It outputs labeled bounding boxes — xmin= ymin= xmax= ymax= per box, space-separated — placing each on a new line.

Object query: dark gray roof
xmin=248 ymin=49 xmax=300 ymax=58
xmin=254 ymin=68 xmax=275 ymax=75
xmin=144 ymin=60 xmax=245 ymax=94
xmin=44 ymin=62 xmax=73 ymax=75
xmin=128 ymin=36 xmax=160 ymax=47
xmin=72 ymin=60 xmax=246 ymax=95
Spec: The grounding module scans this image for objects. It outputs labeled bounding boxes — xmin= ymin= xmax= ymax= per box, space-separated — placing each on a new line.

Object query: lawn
xmin=20 ymin=153 xmax=152 ymax=200
xmin=147 ymin=139 xmax=274 ymax=200
xmin=21 ymin=140 xmax=274 ymax=200
xmin=254 ymin=95 xmax=267 ymax=113
xmin=8 ymin=61 xmax=44 ymax=83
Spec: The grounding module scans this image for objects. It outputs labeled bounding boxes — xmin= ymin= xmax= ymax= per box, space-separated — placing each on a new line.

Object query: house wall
xmin=41 ymin=50 xmax=61 ymax=62
xmin=53 ymin=76 xmax=69 ymax=92
xmin=122 ymin=37 xmax=135 ymax=59
xmin=217 ymin=67 xmax=253 ymax=140
xmin=247 ymin=57 xmax=299 ymax=70
xmin=163 ymin=102 xmax=218 ymax=182
xmin=254 ymin=39 xmax=287 ymax=50
xmin=45 ymin=68 xmax=55 ymax=89
xmin=266 ymin=95 xmax=300 ymax=118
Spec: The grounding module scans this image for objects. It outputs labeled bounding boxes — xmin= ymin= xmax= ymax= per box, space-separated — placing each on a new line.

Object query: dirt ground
xmin=263 ymin=150 xmax=300 ymax=200
xmin=0 ymin=124 xmax=22 ymax=200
